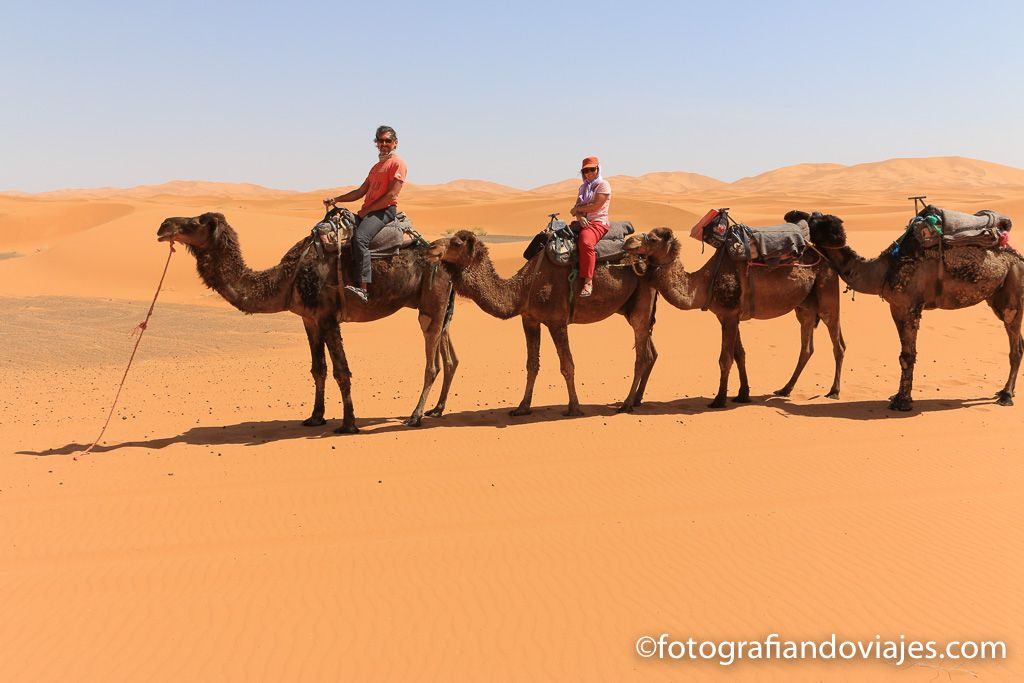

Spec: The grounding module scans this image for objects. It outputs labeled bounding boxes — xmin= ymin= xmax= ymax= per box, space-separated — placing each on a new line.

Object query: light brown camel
xmin=424 ymin=230 xmax=657 ymax=415
xmin=156 ymin=211 xmax=458 ymax=432
xmin=796 ymin=210 xmax=1024 ymax=410
xmin=624 ymin=226 xmax=845 ymax=407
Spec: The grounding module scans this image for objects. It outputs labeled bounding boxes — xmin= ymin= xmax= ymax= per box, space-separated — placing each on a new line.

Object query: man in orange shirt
xmin=324 ymin=125 xmax=407 ymax=303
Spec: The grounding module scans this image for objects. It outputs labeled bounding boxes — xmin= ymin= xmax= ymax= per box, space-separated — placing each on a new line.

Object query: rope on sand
xmin=76 ymin=242 xmax=176 ymax=459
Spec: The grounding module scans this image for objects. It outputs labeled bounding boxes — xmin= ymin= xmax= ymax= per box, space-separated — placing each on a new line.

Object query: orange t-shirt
xmin=361 ymin=154 xmax=407 ymax=213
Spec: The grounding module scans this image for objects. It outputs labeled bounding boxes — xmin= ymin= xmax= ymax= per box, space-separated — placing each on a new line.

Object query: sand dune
xmin=733 ymin=156 xmax=1024 ymax=196
xmin=2 ymin=158 xmax=1022 ymax=681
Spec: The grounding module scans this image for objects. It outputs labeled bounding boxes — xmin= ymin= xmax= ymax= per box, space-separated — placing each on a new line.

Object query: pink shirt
xmin=577 ymin=178 xmax=611 ymax=224
xmin=361 ymin=154 xmax=407 ymax=213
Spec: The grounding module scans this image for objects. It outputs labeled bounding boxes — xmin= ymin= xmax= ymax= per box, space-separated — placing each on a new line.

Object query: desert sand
xmin=1 ymin=156 xmax=1022 ymax=681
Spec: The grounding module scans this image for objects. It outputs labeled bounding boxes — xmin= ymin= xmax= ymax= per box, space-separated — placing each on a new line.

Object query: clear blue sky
xmin=2 ymin=0 xmax=1022 ymax=192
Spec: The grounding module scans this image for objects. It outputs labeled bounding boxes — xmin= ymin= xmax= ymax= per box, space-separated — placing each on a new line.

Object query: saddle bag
xmin=546 ymin=221 xmax=575 ymax=266
xmin=690 ymin=209 xmax=731 ymax=249
xmin=312 ymin=208 xmax=357 ymax=254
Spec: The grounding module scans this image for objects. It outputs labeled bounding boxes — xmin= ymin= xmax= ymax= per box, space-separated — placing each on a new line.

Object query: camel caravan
xmin=155 ymin=136 xmax=1022 ymax=431
xmin=157 ymin=198 xmax=1022 ymax=431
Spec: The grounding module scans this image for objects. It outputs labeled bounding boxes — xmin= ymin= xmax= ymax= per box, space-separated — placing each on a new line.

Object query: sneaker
xmin=345 ymin=285 xmax=369 ymax=303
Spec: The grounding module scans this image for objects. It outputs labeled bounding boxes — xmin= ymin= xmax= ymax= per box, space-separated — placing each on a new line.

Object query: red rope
xmin=76 ymin=242 xmax=176 ymax=459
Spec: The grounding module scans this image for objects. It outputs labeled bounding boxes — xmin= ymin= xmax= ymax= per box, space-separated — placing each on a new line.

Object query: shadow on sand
xmin=19 ymin=393 xmax=1001 ymax=456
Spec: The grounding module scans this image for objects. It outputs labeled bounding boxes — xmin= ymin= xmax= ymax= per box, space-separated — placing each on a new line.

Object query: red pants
xmin=577 ymin=221 xmax=608 ymax=279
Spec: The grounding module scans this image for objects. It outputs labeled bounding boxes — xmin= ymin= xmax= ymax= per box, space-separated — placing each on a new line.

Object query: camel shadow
xmin=19 ymin=394 xmax=1002 ymax=455
xmin=18 ymin=416 xmax=394 ymax=456
xmin=699 ymin=393 xmax=995 ymax=420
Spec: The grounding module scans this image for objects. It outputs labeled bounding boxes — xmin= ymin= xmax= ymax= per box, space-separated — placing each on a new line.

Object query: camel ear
xmin=197 ymin=212 xmax=224 ymax=238
xmin=784 ymin=210 xmax=810 ymax=224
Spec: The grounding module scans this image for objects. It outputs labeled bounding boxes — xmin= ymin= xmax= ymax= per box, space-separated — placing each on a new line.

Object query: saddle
xmin=692 ymin=209 xmax=809 ymax=265
xmin=311 ymin=207 xmax=424 ymax=259
xmin=523 ymin=219 xmax=636 ymax=266
xmin=908 ymin=204 xmax=1012 ymax=250
xmin=689 ymin=208 xmax=813 ymax=316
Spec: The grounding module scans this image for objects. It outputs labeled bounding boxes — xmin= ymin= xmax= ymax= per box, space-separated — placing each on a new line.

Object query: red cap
xmin=581 ymin=156 xmax=600 ymax=170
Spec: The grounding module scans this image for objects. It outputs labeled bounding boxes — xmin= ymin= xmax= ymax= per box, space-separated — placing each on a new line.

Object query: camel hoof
xmin=616 ymin=403 xmax=634 ymax=414
xmin=404 ymin=416 xmax=423 ymax=428
xmin=708 ymin=399 xmax=726 ymax=409
xmin=888 ymin=397 xmax=913 ymax=412
xmin=773 ymin=388 xmax=792 ymax=397
xmin=732 ymin=394 xmax=752 ymax=404
xmin=424 ymin=407 xmax=445 ymax=418
xmin=564 ymin=407 xmax=584 ymax=417
xmin=302 ymin=416 xmax=326 ymax=427
xmin=333 ymin=424 xmax=360 ymax=434
xmin=996 ymin=391 xmax=1014 ymax=407
xmin=825 ymin=390 xmax=840 ymax=400
xmin=510 ymin=407 xmax=532 ymax=416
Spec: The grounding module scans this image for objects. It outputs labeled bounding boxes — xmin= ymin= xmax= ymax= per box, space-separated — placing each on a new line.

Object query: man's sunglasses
xmin=581 ymin=167 xmax=598 ymax=173
xmin=374 ymin=138 xmax=395 ymax=144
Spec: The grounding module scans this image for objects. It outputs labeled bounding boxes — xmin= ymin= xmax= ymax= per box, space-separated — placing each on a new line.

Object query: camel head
xmin=800 ymin=211 xmax=847 ymax=249
xmin=425 ymin=230 xmax=483 ymax=269
xmin=157 ymin=212 xmax=227 ymax=250
xmin=624 ymin=226 xmax=677 ymax=266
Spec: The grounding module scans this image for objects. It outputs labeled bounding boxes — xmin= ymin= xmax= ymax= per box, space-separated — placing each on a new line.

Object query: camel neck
xmin=452 ymin=248 xmax=528 ymax=319
xmin=193 ymin=229 xmax=295 ymax=314
xmin=821 ymin=244 xmax=889 ymax=296
xmin=650 ymin=244 xmax=708 ymax=310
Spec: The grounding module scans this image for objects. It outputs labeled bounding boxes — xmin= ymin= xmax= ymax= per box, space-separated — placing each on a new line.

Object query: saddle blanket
xmin=727 ymin=223 xmax=809 ymax=264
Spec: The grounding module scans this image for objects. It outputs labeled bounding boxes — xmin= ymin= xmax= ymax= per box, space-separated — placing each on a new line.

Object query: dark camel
xmin=624 ymin=226 xmax=845 ymax=407
xmin=156 ymin=212 xmax=458 ymax=432
xmin=796 ymin=210 xmax=1024 ymax=409
xmin=425 ymin=230 xmax=657 ymax=415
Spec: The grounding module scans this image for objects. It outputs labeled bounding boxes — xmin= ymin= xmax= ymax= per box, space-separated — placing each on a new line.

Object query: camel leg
xmin=822 ymin=305 xmax=846 ymax=400
xmin=511 ymin=318 xmax=541 ymax=416
xmin=426 ymin=330 xmax=458 ymax=417
xmin=774 ymin=306 xmax=817 ymax=398
xmin=634 ymin=337 xmax=658 ymax=407
xmin=732 ymin=328 xmax=751 ymax=403
xmin=302 ymin=319 xmax=328 ymax=427
xmin=548 ymin=323 xmax=583 ymax=416
xmin=619 ymin=298 xmax=657 ymax=413
xmin=710 ymin=315 xmax=740 ymax=408
xmin=321 ymin=318 xmax=358 ymax=434
xmin=405 ymin=312 xmax=445 ymax=427
xmin=990 ymin=284 xmax=1023 ymax=406
xmin=889 ymin=304 xmax=921 ymax=411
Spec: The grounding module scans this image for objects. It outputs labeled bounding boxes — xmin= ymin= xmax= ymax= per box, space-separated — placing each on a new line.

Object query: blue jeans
xmin=352 ymin=206 xmax=396 ymax=284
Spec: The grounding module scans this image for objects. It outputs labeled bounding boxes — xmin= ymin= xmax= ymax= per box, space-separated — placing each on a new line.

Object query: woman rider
xmin=569 ymin=156 xmax=611 ymax=297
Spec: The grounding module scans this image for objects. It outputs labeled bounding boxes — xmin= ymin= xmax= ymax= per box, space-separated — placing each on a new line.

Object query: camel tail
xmin=442 ymin=284 xmax=456 ymax=331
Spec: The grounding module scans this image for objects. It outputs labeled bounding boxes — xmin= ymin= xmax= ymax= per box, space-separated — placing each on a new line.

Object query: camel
xmin=795 ymin=210 xmax=1024 ymax=410
xmin=623 ymin=226 xmax=845 ymax=407
xmin=424 ymin=230 xmax=657 ymax=416
xmin=156 ymin=211 xmax=458 ymax=432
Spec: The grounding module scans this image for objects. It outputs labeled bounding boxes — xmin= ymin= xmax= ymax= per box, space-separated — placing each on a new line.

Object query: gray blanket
xmin=924 ymin=205 xmax=1012 ymax=233
xmin=728 ymin=223 xmax=808 ymax=263
xmin=369 ymin=215 xmax=417 ymax=256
